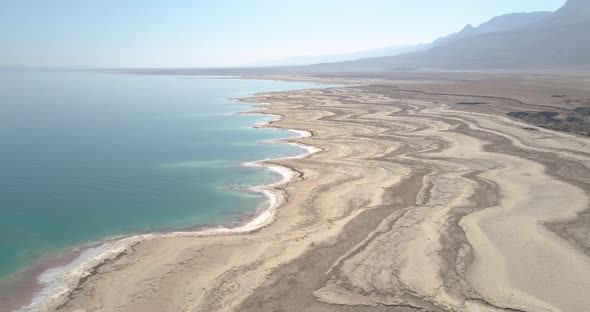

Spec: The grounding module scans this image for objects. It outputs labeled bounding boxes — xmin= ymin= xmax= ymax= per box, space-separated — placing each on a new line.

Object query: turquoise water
xmin=0 ymin=71 xmax=319 ymax=278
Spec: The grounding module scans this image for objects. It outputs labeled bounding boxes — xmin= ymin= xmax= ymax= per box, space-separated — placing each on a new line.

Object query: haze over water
xmin=0 ymin=70 xmax=321 ymax=278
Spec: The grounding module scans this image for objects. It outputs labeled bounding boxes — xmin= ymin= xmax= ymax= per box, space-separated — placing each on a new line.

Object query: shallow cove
xmin=0 ymin=70 xmax=324 ymax=282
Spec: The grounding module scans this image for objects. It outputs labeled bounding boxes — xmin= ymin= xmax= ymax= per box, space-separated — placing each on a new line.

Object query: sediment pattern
xmin=46 ymin=79 xmax=590 ymax=312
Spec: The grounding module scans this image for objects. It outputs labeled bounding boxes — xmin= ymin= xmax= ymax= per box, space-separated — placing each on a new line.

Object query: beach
xmin=18 ymin=72 xmax=590 ymax=312
xmin=0 ymin=73 xmax=326 ymax=312
xmin=11 ymin=116 xmax=318 ymax=312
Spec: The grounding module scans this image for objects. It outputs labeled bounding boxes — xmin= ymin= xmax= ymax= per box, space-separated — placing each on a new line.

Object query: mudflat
xmin=38 ymin=72 xmax=590 ymax=312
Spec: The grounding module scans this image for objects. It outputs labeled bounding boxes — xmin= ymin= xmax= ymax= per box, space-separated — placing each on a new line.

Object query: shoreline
xmin=25 ymin=72 xmax=590 ymax=312
xmin=18 ymin=73 xmax=590 ymax=312
xmin=12 ymin=95 xmax=321 ymax=312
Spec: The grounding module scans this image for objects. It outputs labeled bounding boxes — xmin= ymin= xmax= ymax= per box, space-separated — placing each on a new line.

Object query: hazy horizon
xmin=1 ymin=0 xmax=566 ymax=68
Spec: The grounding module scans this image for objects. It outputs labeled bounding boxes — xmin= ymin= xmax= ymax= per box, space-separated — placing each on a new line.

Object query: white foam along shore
xmin=18 ymin=103 xmax=319 ymax=312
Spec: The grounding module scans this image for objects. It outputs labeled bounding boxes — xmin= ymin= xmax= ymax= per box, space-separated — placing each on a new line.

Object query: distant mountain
xmin=260 ymin=11 xmax=549 ymax=67
xmin=541 ymin=0 xmax=590 ymax=26
xmin=316 ymin=0 xmax=590 ymax=70
xmin=254 ymin=43 xmax=431 ymax=67
xmin=432 ymin=11 xmax=551 ymax=47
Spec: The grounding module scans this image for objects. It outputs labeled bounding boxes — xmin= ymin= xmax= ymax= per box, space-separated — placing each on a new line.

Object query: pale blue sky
xmin=0 ymin=0 xmax=566 ymax=68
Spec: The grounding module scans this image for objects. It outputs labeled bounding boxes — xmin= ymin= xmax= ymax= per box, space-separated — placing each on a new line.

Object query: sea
xmin=0 ymin=70 xmax=323 ymax=308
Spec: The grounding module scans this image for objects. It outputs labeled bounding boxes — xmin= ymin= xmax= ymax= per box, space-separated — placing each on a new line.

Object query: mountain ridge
xmin=432 ymin=11 xmax=551 ymax=48
xmin=313 ymin=0 xmax=589 ymax=70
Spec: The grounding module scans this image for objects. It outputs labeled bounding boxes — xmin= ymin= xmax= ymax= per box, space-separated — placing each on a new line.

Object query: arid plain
xmin=47 ymin=72 xmax=590 ymax=312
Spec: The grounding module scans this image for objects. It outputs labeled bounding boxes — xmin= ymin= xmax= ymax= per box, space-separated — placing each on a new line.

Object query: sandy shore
xmin=10 ymin=100 xmax=317 ymax=312
xmin=20 ymin=73 xmax=590 ymax=312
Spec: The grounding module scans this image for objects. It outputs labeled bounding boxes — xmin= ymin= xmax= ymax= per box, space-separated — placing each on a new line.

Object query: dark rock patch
xmin=508 ymin=109 xmax=590 ymax=137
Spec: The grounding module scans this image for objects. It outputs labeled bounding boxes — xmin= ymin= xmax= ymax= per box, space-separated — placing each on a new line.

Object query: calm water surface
xmin=0 ymin=71 xmax=322 ymax=278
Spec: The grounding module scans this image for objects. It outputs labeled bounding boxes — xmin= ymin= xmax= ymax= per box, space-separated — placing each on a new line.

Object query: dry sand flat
xmin=37 ymin=74 xmax=590 ymax=312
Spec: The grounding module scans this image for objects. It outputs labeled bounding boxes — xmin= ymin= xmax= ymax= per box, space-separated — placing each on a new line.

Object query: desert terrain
xmin=47 ymin=72 xmax=590 ymax=312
